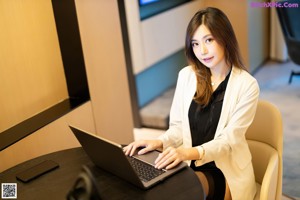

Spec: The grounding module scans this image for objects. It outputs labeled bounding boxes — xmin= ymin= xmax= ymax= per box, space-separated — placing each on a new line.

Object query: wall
xmin=124 ymin=0 xmax=253 ymax=73
xmin=124 ymin=0 xmax=204 ymax=107
xmin=0 ymin=101 xmax=95 ymax=172
xmin=126 ymin=0 xmax=270 ymax=76
xmin=125 ymin=0 xmax=204 ymax=75
xmin=248 ymin=1 xmax=270 ymax=72
xmin=0 ymin=0 xmax=86 ymax=171
xmin=270 ymin=6 xmax=288 ymax=61
xmin=74 ymin=0 xmax=134 ymax=144
xmin=0 ymin=0 xmax=68 ymax=132
xmin=136 ymin=49 xmax=186 ymax=107
xmin=125 ymin=0 xmax=270 ymax=107
xmin=1 ymin=0 xmax=135 ymax=171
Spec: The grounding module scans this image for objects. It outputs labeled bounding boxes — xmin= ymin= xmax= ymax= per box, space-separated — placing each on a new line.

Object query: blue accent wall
xmin=136 ymin=49 xmax=187 ymax=107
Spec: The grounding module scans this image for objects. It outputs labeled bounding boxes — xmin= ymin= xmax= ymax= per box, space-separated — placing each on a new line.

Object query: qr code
xmin=1 ymin=183 xmax=17 ymax=199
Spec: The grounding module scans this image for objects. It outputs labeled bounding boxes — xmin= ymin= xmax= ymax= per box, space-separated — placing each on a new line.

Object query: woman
xmin=124 ymin=7 xmax=259 ymax=200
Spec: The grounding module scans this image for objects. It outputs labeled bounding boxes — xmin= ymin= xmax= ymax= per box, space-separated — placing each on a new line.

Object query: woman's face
xmin=191 ymin=24 xmax=226 ymax=70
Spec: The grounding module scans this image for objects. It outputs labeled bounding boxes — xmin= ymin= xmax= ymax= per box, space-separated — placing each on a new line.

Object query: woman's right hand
xmin=123 ymin=140 xmax=163 ymax=156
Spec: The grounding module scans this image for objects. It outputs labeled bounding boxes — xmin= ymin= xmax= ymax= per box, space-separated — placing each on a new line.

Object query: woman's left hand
xmin=154 ymin=147 xmax=187 ymax=170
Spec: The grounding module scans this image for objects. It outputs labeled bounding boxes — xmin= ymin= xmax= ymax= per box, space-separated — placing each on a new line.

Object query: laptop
xmin=69 ymin=125 xmax=187 ymax=189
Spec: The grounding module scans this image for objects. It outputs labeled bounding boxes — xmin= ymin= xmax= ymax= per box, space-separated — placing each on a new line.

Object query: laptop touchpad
xmin=133 ymin=151 xmax=160 ymax=166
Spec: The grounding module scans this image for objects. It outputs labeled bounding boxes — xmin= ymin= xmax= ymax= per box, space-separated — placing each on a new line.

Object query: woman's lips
xmin=202 ymin=56 xmax=214 ymax=63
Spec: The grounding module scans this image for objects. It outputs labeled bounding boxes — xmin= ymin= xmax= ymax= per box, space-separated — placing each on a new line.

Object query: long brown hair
xmin=185 ymin=7 xmax=246 ymax=107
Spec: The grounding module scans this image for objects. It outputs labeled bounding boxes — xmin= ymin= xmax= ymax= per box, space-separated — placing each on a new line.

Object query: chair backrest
xmin=276 ymin=0 xmax=300 ymax=65
xmin=246 ymin=100 xmax=283 ymax=200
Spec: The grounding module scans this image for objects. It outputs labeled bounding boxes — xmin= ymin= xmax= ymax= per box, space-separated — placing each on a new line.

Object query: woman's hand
xmin=154 ymin=147 xmax=187 ymax=170
xmin=155 ymin=147 xmax=200 ymax=170
xmin=123 ymin=140 xmax=163 ymax=156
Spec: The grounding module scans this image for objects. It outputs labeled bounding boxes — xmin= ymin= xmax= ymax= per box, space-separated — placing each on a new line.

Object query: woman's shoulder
xmin=178 ymin=65 xmax=194 ymax=76
xmin=178 ymin=66 xmax=196 ymax=84
xmin=179 ymin=65 xmax=193 ymax=72
xmin=232 ymin=66 xmax=260 ymax=93
xmin=177 ymin=66 xmax=196 ymax=81
xmin=232 ymin=66 xmax=257 ymax=82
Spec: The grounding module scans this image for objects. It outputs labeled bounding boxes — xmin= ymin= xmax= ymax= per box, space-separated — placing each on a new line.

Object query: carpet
xmin=254 ymin=60 xmax=300 ymax=198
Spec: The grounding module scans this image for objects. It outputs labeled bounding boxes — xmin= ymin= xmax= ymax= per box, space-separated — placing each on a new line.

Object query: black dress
xmin=188 ymin=71 xmax=230 ymax=200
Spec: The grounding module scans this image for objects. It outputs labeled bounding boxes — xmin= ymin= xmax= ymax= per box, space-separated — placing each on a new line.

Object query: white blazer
xmin=158 ymin=66 xmax=259 ymax=200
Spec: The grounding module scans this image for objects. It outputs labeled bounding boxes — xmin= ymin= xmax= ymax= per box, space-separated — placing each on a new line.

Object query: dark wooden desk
xmin=0 ymin=147 xmax=205 ymax=200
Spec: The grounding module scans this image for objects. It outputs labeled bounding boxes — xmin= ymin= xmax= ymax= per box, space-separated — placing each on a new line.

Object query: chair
xmin=276 ymin=0 xmax=300 ymax=84
xmin=246 ymin=100 xmax=283 ymax=200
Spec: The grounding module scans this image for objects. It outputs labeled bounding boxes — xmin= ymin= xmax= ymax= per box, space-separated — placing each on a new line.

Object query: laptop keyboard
xmin=128 ymin=157 xmax=165 ymax=182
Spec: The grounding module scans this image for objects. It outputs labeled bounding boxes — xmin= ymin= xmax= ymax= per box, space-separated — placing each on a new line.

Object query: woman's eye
xmin=192 ymin=42 xmax=199 ymax=47
xmin=205 ymin=38 xmax=213 ymax=44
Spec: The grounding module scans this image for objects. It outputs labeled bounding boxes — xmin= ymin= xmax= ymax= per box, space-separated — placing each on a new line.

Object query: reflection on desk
xmin=0 ymin=147 xmax=205 ymax=200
